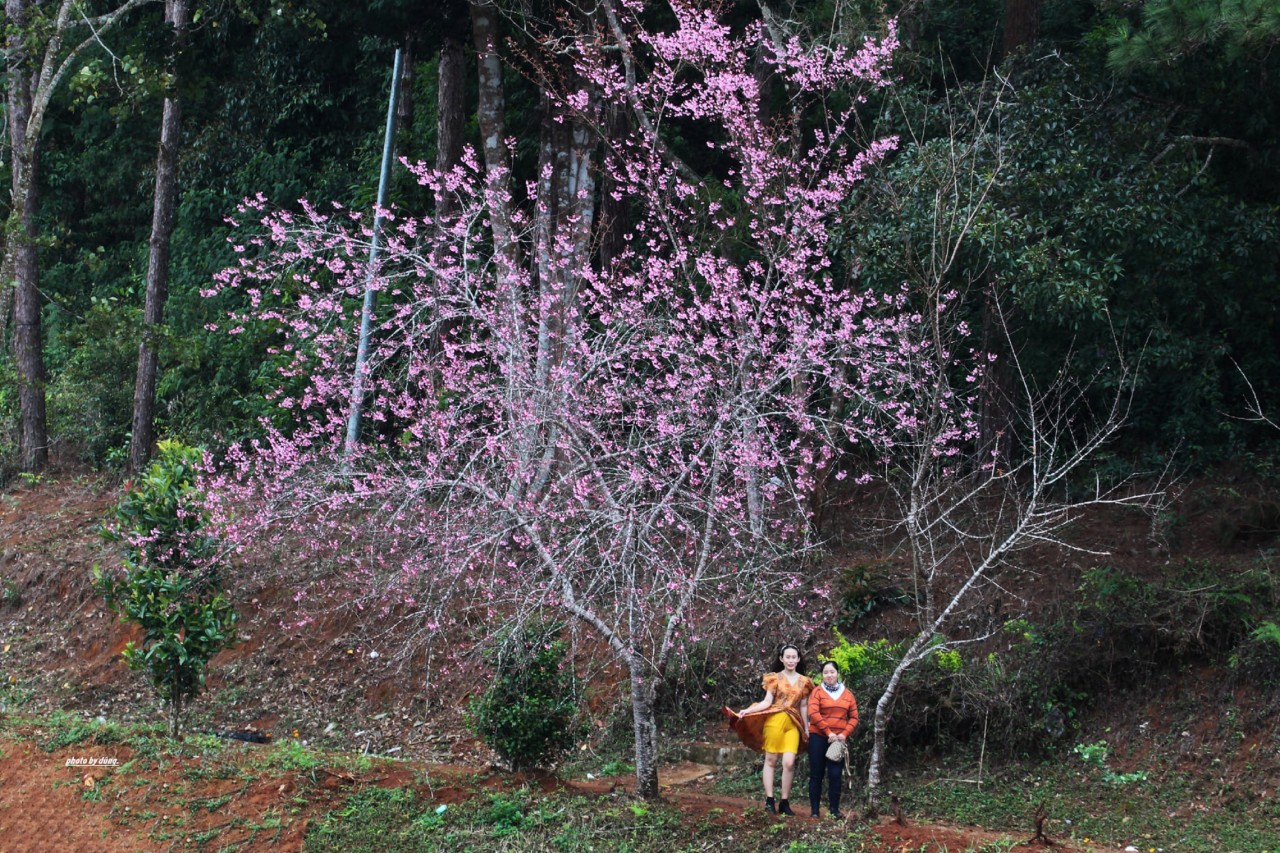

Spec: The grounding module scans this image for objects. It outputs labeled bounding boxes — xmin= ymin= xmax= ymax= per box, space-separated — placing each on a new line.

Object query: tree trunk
xmin=977 ymin=277 xmax=1016 ymax=465
xmin=12 ymin=194 xmax=46 ymax=472
xmin=867 ymin=625 xmax=940 ymax=810
xmin=1002 ymin=0 xmax=1041 ymax=59
xmin=469 ymin=0 xmax=519 ymax=276
xmin=170 ymin=689 xmax=183 ymax=739
xmin=397 ymin=41 xmax=414 ymax=130
xmin=866 ymin=674 xmax=895 ymax=811
xmin=4 ymin=0 xmax=159 ymax=471
xmin=130 ymin=0 xmax=191 ymax=474
xmin=6 ymin=0 xmax=48 ymax=472
xmin=629 ymin=660 xmax=661 ymax=800
xmin=434 ymin=33 xmax=466 ymax=220
xmin=597 ymin=103 xmax=628 ymax=270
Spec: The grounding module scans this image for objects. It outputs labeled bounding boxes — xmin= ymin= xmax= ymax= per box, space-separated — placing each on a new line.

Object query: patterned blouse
xmin=761 ymin=672 xmax=814 ymax=715
xmin=726 ymin=671 xmax=814 ymax=753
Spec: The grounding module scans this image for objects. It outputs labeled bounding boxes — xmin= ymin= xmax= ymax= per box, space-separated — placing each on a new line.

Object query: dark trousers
xmin=807 ymin=733 xmax=844 ymax=815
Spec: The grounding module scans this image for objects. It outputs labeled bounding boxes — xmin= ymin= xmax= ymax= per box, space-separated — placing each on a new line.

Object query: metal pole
xmin=345 ymin=48 xmax=403 ymax=455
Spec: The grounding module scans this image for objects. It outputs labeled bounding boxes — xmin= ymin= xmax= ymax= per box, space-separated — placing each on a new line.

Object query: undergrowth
xmin=2 ymin=707 xmax=1278 ymax=852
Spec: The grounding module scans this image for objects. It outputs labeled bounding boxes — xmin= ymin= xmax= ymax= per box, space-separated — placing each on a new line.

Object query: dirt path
xmin=0 ymin=732 xmax=1097 ymax=853
xmin=0 ymin=740 xmax=139 ymax=853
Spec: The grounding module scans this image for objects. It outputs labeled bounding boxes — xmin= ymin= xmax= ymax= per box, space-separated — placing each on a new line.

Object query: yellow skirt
xmin=761 ymin=711 xmax=800 ymax=754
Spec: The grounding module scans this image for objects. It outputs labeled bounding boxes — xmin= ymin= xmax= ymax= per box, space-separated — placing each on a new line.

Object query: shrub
xmin=95 ymin=441 xmax=236 ymax=738
xmin=837 ymin=562 xmax=911 ymax=629
xmin=1231 ymin=620 xmax=1280 ymax=684
xmin=820 ymin=629 xmax=900 ymax=688
xmin=469 ymin=622 xmax=582 ymax=771
xmin=45 ymin=299 xmax=140 ymax=468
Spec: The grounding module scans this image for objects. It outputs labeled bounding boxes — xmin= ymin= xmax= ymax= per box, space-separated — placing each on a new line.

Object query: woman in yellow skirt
xmin=726 ymin=644 xmax=814 ymax=815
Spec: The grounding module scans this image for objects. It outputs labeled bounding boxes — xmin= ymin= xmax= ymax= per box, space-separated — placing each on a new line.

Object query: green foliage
xmin=933 ymin=648 xmax=963 ymax=673
xmin=820 ymin=630 xmax=900 ymax=689
xmin=1 ymin=577 xmax=22 ymax=608
xmin=39 ymin=713 xmax=129 ymax=754
xmin=831 ymin=557 xmax=1278 ymax=759
xmin=1250 ymin=620 xmax=1280 ymax=647
xmin=307 ymin=787 xmax=442 ymax=851
xmin=481 ymin=792 xmax=528 ymax=837
xmin=102 ymin=440 xmax=211 ymax=565
xmin=1230 ymin=620 xmax=1280 ymax=682
xmin=303 ymin=787 xmax=705 ymax=852
xmin=852 ymin=50 xmax=1280 ymax=463
xmin=0 ymin=359 xmax=21 ymax=482
xmin=95 ymin=441 xmax=236 ymax=738
xmin=838 ymin=562 xmax=911 ymax=628
xmin=1103 ymin=768 xmax=1150 ymax=787
xmin=1074 ymin=563 xmax=1268 ymax=657
xmin=1105 ymin=0 xmax=1280 ymax=69
xmin=469 ymin=622 xmax=583 ymax=771
xmin=1073 ymin=739 xmax=1148 ymax=787
xmin=1072 ymin=739 xmax=1109 ymax=768
xmin=45 ymin=298 xmax=141 ymax=468
xmin=598 ymin=759 xmax=635 ymax=777
xmin=249 ymin=738 xmax=323 ymax=773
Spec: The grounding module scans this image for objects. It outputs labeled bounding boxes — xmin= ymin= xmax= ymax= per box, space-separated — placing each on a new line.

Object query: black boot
xmin=778 ymin=799 xmax=795 ymax=816
xmin=764 ymin=796 xmax=776 ymax=814
xmin=810 ymin=802 xmax=820 ymax=818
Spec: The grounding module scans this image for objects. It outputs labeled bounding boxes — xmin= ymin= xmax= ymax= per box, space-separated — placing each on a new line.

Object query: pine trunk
xmin=1002 ymin=0 xmax=1041 ymax=59
xmin=6 ymin=0 xmax=48 ymax=472
xmin=130 ymin=0 xmax=190 ymax=474
xmin=469 ymin=0 xmax=518 ymax=275
xmin=597 ymin=104 xmax=628 ymax=270
xmin=977 ymin=278 xmax=1016 ymax=465
xmin=434 ymin=34 xmax=466 ymax=218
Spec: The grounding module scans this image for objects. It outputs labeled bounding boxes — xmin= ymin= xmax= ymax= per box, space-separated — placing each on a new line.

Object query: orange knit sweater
xmin=807 ymin=684 xmax=858 ymax=738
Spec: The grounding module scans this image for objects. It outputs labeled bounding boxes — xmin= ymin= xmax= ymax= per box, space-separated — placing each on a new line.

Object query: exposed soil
xmin=0 ymin=725 xmax=1100 ymax=853
xmin=1 ymin=470 xmax=1278 ymax=851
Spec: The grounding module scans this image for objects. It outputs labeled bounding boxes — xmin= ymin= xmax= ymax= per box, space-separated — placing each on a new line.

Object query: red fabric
xmin=807 ymin=685 xmax=858 ymax=738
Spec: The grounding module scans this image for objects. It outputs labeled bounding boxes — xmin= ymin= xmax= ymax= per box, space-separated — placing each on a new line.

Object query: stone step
xmin=659 ymin=761 xmax=716 ymax=787
xmin=680 ymin=741 xmax=758 ymax=768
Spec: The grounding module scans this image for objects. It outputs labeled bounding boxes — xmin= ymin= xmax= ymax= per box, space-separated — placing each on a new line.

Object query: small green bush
xmin=1072 ymin=740 xmax=1108 ymax=768
xmin=469 ymin=623 xmax=582 ymax=771
xmin=1231 ymin=620 xmax=1280 ymax=683
xmin=95 ymin=441 xmax=236 ymax=738
xmin=933 ymin=648 xmax=963 ymax=673
xmin=820 ymin=629 xmax=900 ymax=688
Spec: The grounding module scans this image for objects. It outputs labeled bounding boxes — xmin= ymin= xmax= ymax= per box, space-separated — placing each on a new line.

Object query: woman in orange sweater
xmin=807 ymin=660 xmax=858 ymax=818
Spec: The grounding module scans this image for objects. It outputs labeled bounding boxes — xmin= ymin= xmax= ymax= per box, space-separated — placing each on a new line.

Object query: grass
xmin=27 ymin=710 xmax=131 ymax=752
xmin=2 ymin=707 xmax=1278 ymax=852
xmin=707 ymin=743 xmax=1279 ymax=853
xmin=301 ymin=785 xmax=879 ymax=852
xmin=892 ymin=758 xmax=1280 ymax=852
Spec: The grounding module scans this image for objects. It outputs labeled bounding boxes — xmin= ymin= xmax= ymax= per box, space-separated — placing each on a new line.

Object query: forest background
xmin=1 ymin=0 xmax=1279 ymax=844
xmin=3 ymin=0 xmax=1277 ymax=477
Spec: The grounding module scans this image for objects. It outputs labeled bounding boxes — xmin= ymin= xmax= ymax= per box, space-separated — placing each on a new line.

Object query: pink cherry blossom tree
xmin=203 ymin=0 xmax=908 ymax=799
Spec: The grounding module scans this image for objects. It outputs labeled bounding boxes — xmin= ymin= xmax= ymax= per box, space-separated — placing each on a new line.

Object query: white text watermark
xmin=65 ymin=757 xmax=119 ymax=768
